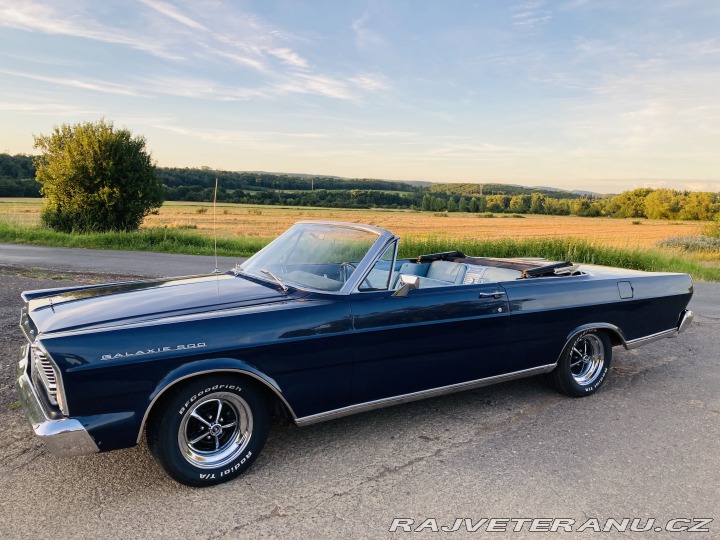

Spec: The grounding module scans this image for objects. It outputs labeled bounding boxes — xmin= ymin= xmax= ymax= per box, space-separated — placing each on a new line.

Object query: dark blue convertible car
xmin=17 ymin=221 xmax=694 ymax=486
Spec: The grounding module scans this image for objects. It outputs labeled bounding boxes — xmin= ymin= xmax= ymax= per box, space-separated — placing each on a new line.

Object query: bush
xmin=703 ymin=216 xmax=720 ymax=238
xmin=34 ymin=119 xmax=163 ymax=233
xmin=659 ymin=235 xmax=720 ymax=252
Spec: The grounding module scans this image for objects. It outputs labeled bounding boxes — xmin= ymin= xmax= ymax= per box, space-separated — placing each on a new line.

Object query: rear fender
xmin=564 ymin=323 xmax=627 ymax=350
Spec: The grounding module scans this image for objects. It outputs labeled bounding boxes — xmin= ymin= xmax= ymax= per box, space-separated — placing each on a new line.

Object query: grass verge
xmin=0 ymin=222 xmax=269 ymax=258
xmin=1 ymin=222 xmax=718 ymax=281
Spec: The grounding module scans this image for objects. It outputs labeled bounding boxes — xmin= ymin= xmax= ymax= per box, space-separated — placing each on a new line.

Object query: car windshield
xmin=238 ymin=223 xmax=381 ymax=291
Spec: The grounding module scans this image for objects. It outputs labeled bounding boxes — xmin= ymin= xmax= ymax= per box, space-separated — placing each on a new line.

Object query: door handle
xmin=478 ymin=291 xmax=506 ymax=299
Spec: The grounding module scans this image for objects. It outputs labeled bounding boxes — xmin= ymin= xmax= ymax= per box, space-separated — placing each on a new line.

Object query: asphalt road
xmin=0 ymin=250 xmax=718 ymax=539
xmin=0 ymin=242 xmax=242 ymax=277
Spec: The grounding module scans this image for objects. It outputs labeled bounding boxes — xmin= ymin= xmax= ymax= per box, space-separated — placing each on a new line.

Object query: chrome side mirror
xmin=392 ymin=275 xmax=420 ymax=297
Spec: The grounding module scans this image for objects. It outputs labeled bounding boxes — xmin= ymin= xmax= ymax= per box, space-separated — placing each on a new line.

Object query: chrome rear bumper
xmin=16 ymin=346 xmax=99 ymax=457
xmin=677 ymin=309 xmax=694 ymax=335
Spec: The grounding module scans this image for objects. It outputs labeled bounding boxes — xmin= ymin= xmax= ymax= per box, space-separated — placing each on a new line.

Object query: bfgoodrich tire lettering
xmin=549 ymin=329 xmax=612 ymax=398
xmin=148 ymin=376 xmax=269 ymax=487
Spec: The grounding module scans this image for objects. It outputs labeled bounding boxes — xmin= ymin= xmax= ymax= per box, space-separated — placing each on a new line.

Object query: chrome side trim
xmin=16 ymin=351 xmax=99 ymax=457
xmin=625 ymin=311 xmax=694 ymax=349
xmin=294 ymin=364 xmax=556 ymax=427
xmin=625 ymin=328 xmax=679 ymax=349
xmin=136 ymin=369 xmax=298 ymax=444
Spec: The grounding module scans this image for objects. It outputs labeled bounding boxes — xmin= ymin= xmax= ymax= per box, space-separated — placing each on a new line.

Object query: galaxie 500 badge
xmin=101 ymin=342 xmax=206 ymax=360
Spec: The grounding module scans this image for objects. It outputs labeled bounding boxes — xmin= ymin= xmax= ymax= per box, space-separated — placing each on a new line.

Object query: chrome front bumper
xmin=16 ymin=346 xmax=99 ymax=457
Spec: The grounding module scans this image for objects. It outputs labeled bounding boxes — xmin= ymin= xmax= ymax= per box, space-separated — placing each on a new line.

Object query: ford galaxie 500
xmin=16 ymin=221 xmax=694 ymax=486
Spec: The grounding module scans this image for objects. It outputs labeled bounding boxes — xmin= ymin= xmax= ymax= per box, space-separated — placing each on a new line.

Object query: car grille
xmin=31 ymin=346 xmax=59 ymax=407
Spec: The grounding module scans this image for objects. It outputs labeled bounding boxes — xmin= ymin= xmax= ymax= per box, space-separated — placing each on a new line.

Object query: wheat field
xmin=0 ymin=198 xmax=705 ymax=249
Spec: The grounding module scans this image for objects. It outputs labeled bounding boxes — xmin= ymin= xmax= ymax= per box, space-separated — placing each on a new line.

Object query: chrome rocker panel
xmin=294 ymin=363 xmax=557 ymax=426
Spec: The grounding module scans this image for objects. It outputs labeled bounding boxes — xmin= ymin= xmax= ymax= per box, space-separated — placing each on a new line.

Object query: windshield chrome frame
xmin=353 ymin=237 xmax=399 ymax=293
xmin=238 ymin=220 xmax=397 ymax=295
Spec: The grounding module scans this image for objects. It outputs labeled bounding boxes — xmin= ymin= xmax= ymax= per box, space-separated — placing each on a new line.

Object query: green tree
xmin=34 ymin=119 xmax=163 ymax=232
xmin=679 ymin=192 xmax=719 ymax=221
xmin=509 ymin=194 xmax=530 ymax=213
xmin=529 ymin=193 xmax=546 ymax=214
xmin=544 ymin=198 xmax=571 ymax=215
xmin=570 ymin=198 xmax=602 ymax=217
xmin=485 ymin=194 xmax=507 ymax=213
xmin=432 ymin=197 xmax=446 ymax=211
xmin=447 ymin=197 xmax=458 ymax=212
xmin=469 ymin=197 xmax=479 ymax=213
xmin=458 ymin=197 xmax=468 ymax=212
xmin=644 ymin=189 xmax=682 ymax=219
xmin=605 ymin=188 xmax=653 ymax=218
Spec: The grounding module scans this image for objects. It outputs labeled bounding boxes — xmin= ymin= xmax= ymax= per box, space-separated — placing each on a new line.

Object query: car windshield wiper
xmin=260 ymin=268 xmax=288 ymax=293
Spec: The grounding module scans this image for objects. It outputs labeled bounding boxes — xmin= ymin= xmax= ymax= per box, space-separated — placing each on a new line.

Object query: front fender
xmin=135 ymin=357 xmax=297 ymax=444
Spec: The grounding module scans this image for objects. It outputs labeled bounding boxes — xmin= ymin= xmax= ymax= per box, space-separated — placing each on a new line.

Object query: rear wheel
xmin=147 ymin=375 xmax=269 ymax=487
xmin=549 ymin=330 xmax=612 ymax=397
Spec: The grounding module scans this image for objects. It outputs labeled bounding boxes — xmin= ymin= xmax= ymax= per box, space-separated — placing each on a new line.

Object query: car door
xmin=349 ymin=281 xmax=511 ymax=404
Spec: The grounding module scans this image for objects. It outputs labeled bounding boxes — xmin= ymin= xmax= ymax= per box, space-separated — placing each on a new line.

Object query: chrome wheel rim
xmin=569 ymin=334 xmax=605 ymax=386
xmin=178 ymin=392 xmax=253 ymax=469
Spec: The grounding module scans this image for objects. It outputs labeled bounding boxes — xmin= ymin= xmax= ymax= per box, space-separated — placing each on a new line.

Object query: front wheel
xmin=147 ymin=376 xmax=269 ymax=487
xmin=548 ymin=330 xmax=612 ymax=397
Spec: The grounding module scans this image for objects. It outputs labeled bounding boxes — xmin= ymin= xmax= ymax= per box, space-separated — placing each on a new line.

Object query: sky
xmin=0 ymin=1 xmax=719 ymax=194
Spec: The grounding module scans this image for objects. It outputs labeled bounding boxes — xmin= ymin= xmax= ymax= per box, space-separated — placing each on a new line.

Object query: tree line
xmin=420 ymin=189 xmax=719 ymax=221
xmin=0 ymin=153 xmax=40 ymax=196
xmin=1 ymin=152 xmax=718 ymax=220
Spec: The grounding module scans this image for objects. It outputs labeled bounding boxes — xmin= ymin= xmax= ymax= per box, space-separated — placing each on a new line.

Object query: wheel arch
xmin=136 ymin=358 xmax=297 ymax=444
xmin=561 ymin=323 xmax=627 ymax=360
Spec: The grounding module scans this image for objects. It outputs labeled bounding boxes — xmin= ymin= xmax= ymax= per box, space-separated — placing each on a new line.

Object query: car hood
xmin=22 ymin=273 xmax=292 ymax=337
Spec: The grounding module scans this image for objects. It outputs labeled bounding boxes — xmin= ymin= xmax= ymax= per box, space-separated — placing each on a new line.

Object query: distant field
xmin=2 ymin=198 xmax=718 ymax=280
xmin=0 ymin=198 xmax=706 ymax=249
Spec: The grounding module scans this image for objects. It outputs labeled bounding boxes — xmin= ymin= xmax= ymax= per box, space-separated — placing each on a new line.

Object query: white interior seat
xmin=426 ymin=261 xmax=468 ymax=284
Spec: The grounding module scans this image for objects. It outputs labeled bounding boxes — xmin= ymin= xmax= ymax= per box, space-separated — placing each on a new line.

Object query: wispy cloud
xmin=0 ymin=0 xmax=382 ymax=103
xmin=0 ymin=100 xmax=100 ymax=116
xmin=349 ymin=74 xmax=390 ymax=91
xmin=146 ymin=121 xmax=328 ymax=148
xmin=137 ymin=0 xmax=208 ymax=31
xmin=141 ymin=76 xmax=267 ymax=101
xmin=352 ymin=13 xmax=386 ymax=50
xmin=420 ymin=142 xmax=551 ymax=161
xmin=0 ymin=1 xmax=184 ymax=60
xmin=273 ymin=73 xmax=355 ymax=100
xmin=1 ymin=69 xmax=141 ymax=96
xmin=267 ymin=48 xmax=308 ymax=68
xmin=511 ymin=1 xmax=553 ymax=28
xmin=682 ymin=181 xmax=720 ymax=191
